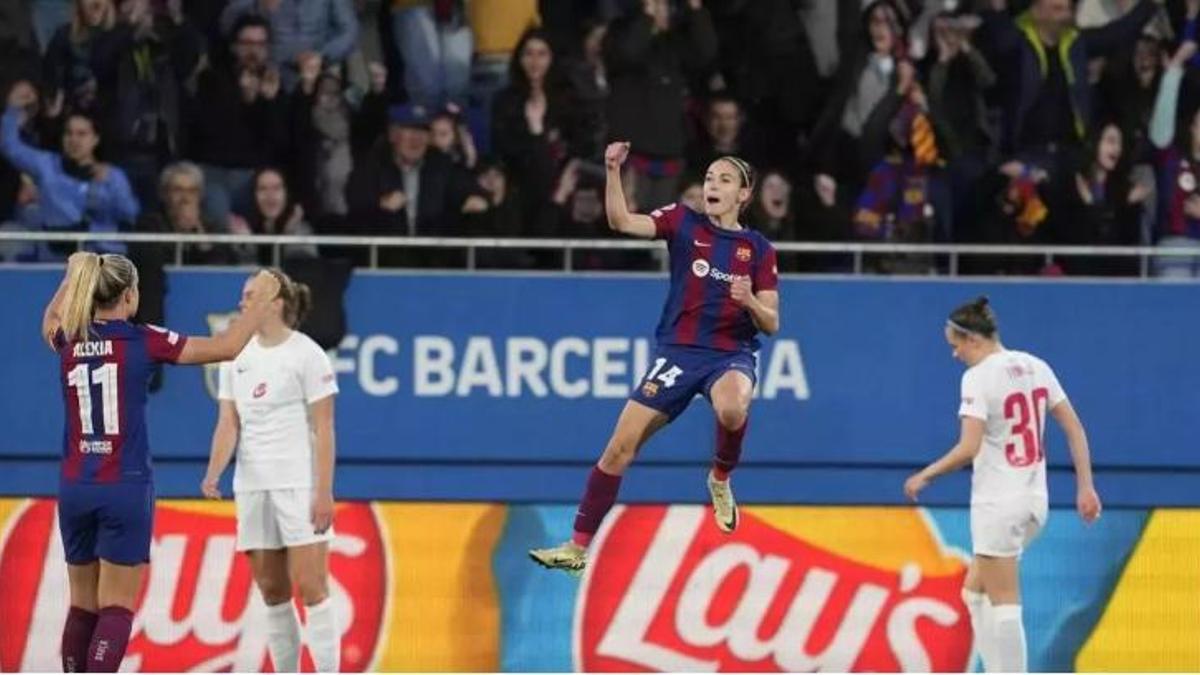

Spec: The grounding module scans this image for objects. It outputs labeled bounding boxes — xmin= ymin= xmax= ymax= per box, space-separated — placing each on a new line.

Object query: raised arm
xmin=1150 ymin=42 xmax=1195 ymax=149
xmin=202 ymin=398 xmax=240 ymax=499
xmin=41 ymin=259 xmax=76 ymax=350
xmin=0 ymin=105 xmax=52 ymax=181
xmin=1050 ymin=400 xmax=1102 ymax=523
xmin=176 ymin=271 xmax=280 ymax=364
xmin=905 ymin=416 xmax=986 ymax=500
xmin=604 ymin=142 xmax=658 ymax=238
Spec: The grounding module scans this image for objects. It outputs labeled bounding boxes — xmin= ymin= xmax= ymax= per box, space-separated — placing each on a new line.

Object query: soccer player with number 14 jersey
xmin=530 ymin=142 xmax=780 ymax=575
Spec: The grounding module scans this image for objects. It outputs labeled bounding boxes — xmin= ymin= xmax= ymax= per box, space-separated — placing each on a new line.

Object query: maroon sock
xmin=712 ymin=417 xmax=748 ymax=481
xmin=62 ymin=606 xmax=99 ymax=672
xmin=571 ymin=465 xmax=623 ymax=547
xmin=87 ymin=606 xmax=134 ymax=672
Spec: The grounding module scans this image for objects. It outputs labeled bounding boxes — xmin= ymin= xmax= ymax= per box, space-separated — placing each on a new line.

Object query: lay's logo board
xmin=575 ymin=505 xmax=971 ymax=672
xmin=0 ymin=499 xmax=387 ymax=672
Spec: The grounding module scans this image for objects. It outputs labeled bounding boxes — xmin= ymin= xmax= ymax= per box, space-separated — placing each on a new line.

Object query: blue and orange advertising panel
xmin=1 ymin=499 xmax=1196 ymax=672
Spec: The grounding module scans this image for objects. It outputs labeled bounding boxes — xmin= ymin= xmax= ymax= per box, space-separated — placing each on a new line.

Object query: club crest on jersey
xmin=736 ymin=246 xmax=752 ymax=262
xmin=641 ymin=381 xmax=660 ymax=398
xmin=691 ymin=259 xmax=711 ymax=278
xmin=253 ymin=382 xmax=268 ymax=399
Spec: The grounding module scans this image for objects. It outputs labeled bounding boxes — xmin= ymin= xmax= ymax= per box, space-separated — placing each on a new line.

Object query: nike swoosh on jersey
xmin=694 ymin=240 xmax=712 ymax=247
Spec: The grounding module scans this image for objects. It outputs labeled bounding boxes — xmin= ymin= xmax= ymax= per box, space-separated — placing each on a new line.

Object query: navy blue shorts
xmin=57 ymin=481 xmax=155 ymax=566
xmin=630 ymin=345 xmax=757 ymax=421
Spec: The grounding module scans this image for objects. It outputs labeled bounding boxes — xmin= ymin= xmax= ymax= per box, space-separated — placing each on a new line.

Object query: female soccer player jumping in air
xmin=530 ymin=141 xmax=780 ymax=574
xmin=44 ymin=252 xmax=279 ymax=672
xmin=201 ymin=269 xmax=340 ymax=673
xmin=904 ymin=297 xmax=1102 ymax=673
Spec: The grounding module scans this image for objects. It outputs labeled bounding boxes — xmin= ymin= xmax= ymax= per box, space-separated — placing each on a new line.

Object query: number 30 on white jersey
xmin=959 ymin=350 xmax=1067 ymax=504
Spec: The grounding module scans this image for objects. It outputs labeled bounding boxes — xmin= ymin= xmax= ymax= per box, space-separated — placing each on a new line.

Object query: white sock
xmin=961 ymin=589 xmax=995 ymax=672
xmin=265 ymin=601 xmax=302 ymax=673
xmin=305 ymin=597 xmax=340 ymax=672
xmin=991 ymin=604 xmax=1027 ymax=673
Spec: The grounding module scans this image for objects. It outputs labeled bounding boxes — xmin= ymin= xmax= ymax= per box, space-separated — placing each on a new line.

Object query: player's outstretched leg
xmin=62 ymin=563 xmax=99 ymax=672
xmin=529 ymin=401 xmax=666 ymax=576
xmin=707 ymin=370 xmax=752 ymax=533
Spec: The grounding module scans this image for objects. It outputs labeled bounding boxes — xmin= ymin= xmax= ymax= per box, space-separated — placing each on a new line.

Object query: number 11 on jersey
xmin=67 ymin=362 xmax=120 ymax=435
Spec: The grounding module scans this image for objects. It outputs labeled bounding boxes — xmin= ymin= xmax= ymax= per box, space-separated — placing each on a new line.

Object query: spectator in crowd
xmin=566 ymin=19 xmax=609 ymax=160
xmin=344 ymin=0 xmax=387 ymax=101
xmin=604 ymin=0 xmax=717 ymax=210
xmin=748 ymin=169 xmax=797 ymax=243
xmin=924 ymin=10 xmax=997 ymax=239
xmin=1049 ymin=120 xmax=1147 ymax=275
xmin=32 ymin=0 xmax=73 ymax=55
xmin=220 ymin=0 xmax=360 ymax=91
xmin=391 ymin=0 xmax=472 ymax=110
xmin=810 ymin=1 xmax=913 ymax=211
xmin=464 ymin=157 xmax=540 ymax=268
xmin=548 ymin=158 xmax=655 ymax=270
xmin=978 ymin=0 xmax=1159 ymax=165
xmin=1149 ymin=37 xmax=1200 ymax=276
xmin=291 ymin=55 xmax=356 ymax=216
xmin=344 ymin=103 xmax=486 ymax=242
xmin=429 ymin=105 xmax=477 ymax=170
xmin=1 ymin=86 xmax=138 ymax=259
xmin=466 ymin=0 xmax=539 ymax=120
xmin=186 ymin=14 xmax=290 ymax=229
xmin=0 ymin=79 xmax=56 ymax=226
xmin=136 ymin=160 xmax=251 ymax=265
xmin=962 ymin=160 xmax=1053 ymax=275
xmin=93 ymin=0 xmax=204 ymax=212
xmin=235 ymin=165 xmax=318 ymax=264
xmin=44 ymin=0 xmax=118 ymax=116
xmin=492 ymin=28 xmax=592 ymax=227
xmin=1096 ymin=33 xmax=1164 ymax=161
xmin=704 ymin=0 xmax=820 ymax=171
xmin=687 ymin=95 xmax=758 ymax=176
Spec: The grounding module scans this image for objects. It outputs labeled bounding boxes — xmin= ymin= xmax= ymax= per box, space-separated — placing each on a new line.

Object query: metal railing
xmin=1 ymin=230 xmax=1198 ymax=277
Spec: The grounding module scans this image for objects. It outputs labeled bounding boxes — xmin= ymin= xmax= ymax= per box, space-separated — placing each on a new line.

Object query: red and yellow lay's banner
xmin=578 ymin=506 xmax=971 ymax=672
xmin=0 ymin=499 xmax=503 ymax=672
xmin=1 ymin=498 xmax=1197 ymax=672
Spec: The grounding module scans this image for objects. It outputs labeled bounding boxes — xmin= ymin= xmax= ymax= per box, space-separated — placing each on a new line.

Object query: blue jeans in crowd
xmin=392 ymin=6 xmax=473 ymax=111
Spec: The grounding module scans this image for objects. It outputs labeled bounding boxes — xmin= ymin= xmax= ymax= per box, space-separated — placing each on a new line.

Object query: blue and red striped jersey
xmin=54 ymin=321 xmax=187 ymax=484
xmin=651 ymin=203 xmax=779 ymax=352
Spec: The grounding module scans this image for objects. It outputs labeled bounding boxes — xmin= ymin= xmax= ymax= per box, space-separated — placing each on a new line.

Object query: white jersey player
xmin=904 ymin=297 xmax=1101 ymax=673
xmin=201 ymin=269 xmax=341 ymax=673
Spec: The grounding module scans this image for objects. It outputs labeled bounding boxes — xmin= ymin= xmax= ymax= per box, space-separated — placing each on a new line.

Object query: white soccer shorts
xmin=970 ymin=498 xmax=1048 ymax=558
xmin=235 ymin=488 xmax=335 ymax=552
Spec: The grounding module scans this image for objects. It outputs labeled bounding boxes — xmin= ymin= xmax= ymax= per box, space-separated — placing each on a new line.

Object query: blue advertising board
xmin=0 ymin=268 xmax=1195 ymax=505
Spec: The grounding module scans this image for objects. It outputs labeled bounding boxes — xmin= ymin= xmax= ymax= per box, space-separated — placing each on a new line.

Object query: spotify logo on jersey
xmin=691 ymin=259 xmax=711 ymax=278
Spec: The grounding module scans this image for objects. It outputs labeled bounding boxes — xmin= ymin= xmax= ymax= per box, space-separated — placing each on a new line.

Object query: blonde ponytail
xmin=60 ymin=253 xmax=103 ymax=342
xmin=58 ymin=253 xmax=140 ymax=343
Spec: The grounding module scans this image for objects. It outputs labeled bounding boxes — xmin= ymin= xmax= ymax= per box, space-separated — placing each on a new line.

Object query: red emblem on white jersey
xmin=253 ymin=382 xmax=267 ymax=399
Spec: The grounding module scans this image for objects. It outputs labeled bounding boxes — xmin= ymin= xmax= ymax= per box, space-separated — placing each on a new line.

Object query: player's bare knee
xmin=255 ymin=575 xmax=293 ymax=605
xmin=601 ymin=436 xmax=637 ymax=470
xmin=715 ymin=403 xmax=748 ymax=431
xmin=297 ymin=577 xmax=329 ymax=606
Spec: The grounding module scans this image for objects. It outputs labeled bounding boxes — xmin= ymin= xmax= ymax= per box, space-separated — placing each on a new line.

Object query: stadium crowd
xmin=1 ymin=0 xmax=1200 ymax=276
